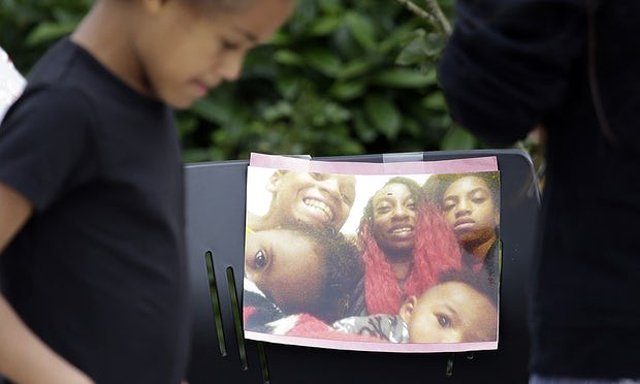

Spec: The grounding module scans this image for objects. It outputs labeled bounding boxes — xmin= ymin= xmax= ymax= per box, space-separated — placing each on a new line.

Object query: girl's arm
xmin=0 ymin=182 xmax=93 ymax=384
xmin=0 ymin=296 xmax=94 ymax=384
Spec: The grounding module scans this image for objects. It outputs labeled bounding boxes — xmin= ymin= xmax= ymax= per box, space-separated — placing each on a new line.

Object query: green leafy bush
xmin=0 ymin=0 xmax=90 ymax=70
xmin=183 ymin=0 xmax=480 ymax=161
xmin=1 ymin=0 xmax=482 ymax=162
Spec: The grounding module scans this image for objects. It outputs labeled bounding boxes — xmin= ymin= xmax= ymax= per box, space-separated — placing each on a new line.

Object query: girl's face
xmin=441 ymin=176 xmax=498 ymax=246
xmin=370 ymin=183 xmax=417 ymax=257
xmin=133 ymin=0 xmax=295 ymax=108
xmin=268 ymin=171 xmax=356 ymax=232
xmin=244 ymin=229 xmax=324 ymax=314
xmin=401 ymin=282 xmax=497 ymax=343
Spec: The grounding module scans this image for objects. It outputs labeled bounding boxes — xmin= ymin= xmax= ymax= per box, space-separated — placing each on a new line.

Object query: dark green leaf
xmin=365 ymin=95 xmax=401 ymax=139
xmin=338 ymin=59 xmax=374 ymax=80
xmin=26 ymin=21 xmax=76 ymax=46
xmin=262 ymin=101 xmax=293 ymax=122
xmin=372 ymin=68 xmax=437 ymax=88
xmin=308 ymin=16 xmax=342 ymax=36
xmin=344 ymin=12 xmax=377 ymax=51
xmin=190 ymin=96 xmax=233 ymax=125
xmin=274 ymin=49 xmax=305 ymax=66
xmin=303 ymin=48 xmax=342 ymax=77
xmin=354 ymin=111 xmax=378 ymax=143
xmin=422 ymin=92 xmax=447 ymax=110
xmin=441 ymin=126 xmax=479 ymax=150
xmin=323 ymin=102 xmax=352 ymax=123
xmin=329 ymin=81 xmax=367 ymax=100
xmin=276 ymin=75 xmax=301 ymax=100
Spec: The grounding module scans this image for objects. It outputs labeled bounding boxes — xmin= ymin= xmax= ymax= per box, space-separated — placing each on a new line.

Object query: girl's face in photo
xmin=442 ymin=176 xmax=498 ymax=246
xmin=268 ymin=171 xmax=356 ymax=231
xmin=244 ymin=228 xmax=325 ymax=313
xmin=402 ymin=282 xmax=497 ymax=343
xmin=370 ymin=183 xmax=417 ymax=256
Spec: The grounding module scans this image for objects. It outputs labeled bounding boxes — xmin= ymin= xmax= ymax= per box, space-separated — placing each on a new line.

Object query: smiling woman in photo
xmin=355 ymin=177 xmax=462 ymax=315
xmin=247 ymin=170 xmax=356 ymax=233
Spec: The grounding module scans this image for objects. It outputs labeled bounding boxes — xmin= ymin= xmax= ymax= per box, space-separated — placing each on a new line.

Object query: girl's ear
xmin=399 ymin=295 xmax=418 ymax=323
xmin=266 ymin=170 xmax=286 ymax=193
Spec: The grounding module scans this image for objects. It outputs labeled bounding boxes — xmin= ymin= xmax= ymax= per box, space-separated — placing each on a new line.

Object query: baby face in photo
xmin=400 ymin=281 xmax=497 ymax=343
xmin=267 ymin=171 xmax=356 ymax=231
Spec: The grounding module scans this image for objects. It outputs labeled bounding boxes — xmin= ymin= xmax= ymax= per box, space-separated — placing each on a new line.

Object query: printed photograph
xmin=243 ymin=153 xmax=501 ymax=353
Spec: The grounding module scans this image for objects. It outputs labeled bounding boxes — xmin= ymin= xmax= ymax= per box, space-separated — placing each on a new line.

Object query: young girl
xmin=244 ymin=224 xmax=363 ymax=332
xmin=0 ymin=1 xmax=294 ymax=382
xmin=425 ymin=172 xmax=500 ymax=285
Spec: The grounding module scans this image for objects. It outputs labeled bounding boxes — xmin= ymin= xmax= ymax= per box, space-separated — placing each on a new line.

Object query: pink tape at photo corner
xmin=249 ymin=152 xmax=498 ymax=175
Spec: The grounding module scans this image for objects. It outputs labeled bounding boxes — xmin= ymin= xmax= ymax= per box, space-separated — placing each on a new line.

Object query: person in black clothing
xmin=438 ymin=1 xmax=640 ymax=382
xmin=0 ymin=0 xmax=294 ymax=383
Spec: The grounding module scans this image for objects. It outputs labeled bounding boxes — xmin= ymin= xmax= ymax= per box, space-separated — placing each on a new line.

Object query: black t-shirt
xmin=0 ymin=38 xmax=190 ymax=383
xmin=439 ymin=1 xmax=640 ymax=379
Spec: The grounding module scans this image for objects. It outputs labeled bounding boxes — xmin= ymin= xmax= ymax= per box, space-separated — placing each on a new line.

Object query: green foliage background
xmin=1 ymin=0 xmax=490 ymax=162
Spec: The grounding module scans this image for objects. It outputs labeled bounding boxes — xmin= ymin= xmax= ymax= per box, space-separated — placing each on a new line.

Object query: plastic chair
xmin=185 ymin=149 xmax=541 ymax=384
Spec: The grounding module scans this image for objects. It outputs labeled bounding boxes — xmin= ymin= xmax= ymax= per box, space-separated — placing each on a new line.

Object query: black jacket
xmin=439 ymin=1 xmax=640 ymax=379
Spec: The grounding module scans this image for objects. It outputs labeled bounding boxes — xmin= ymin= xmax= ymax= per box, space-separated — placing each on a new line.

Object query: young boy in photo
xmin=332 ymin=268 xmax=498 ymax=344
xmin=0 ymin=0 xmax=294 ymax=382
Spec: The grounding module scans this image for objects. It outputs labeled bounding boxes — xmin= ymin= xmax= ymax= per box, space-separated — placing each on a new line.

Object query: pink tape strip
xmin=245 ymin=331 xmax=498 ymax=353
xmin=249 ymin=153 xmax=498 ymax=175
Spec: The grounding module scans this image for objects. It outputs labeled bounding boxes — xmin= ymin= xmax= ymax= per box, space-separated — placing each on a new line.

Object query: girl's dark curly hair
xmin=437 ymin=267 xmax=498 ymax=307
xmin=285 ymin=224 xmax=363 ymax=323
